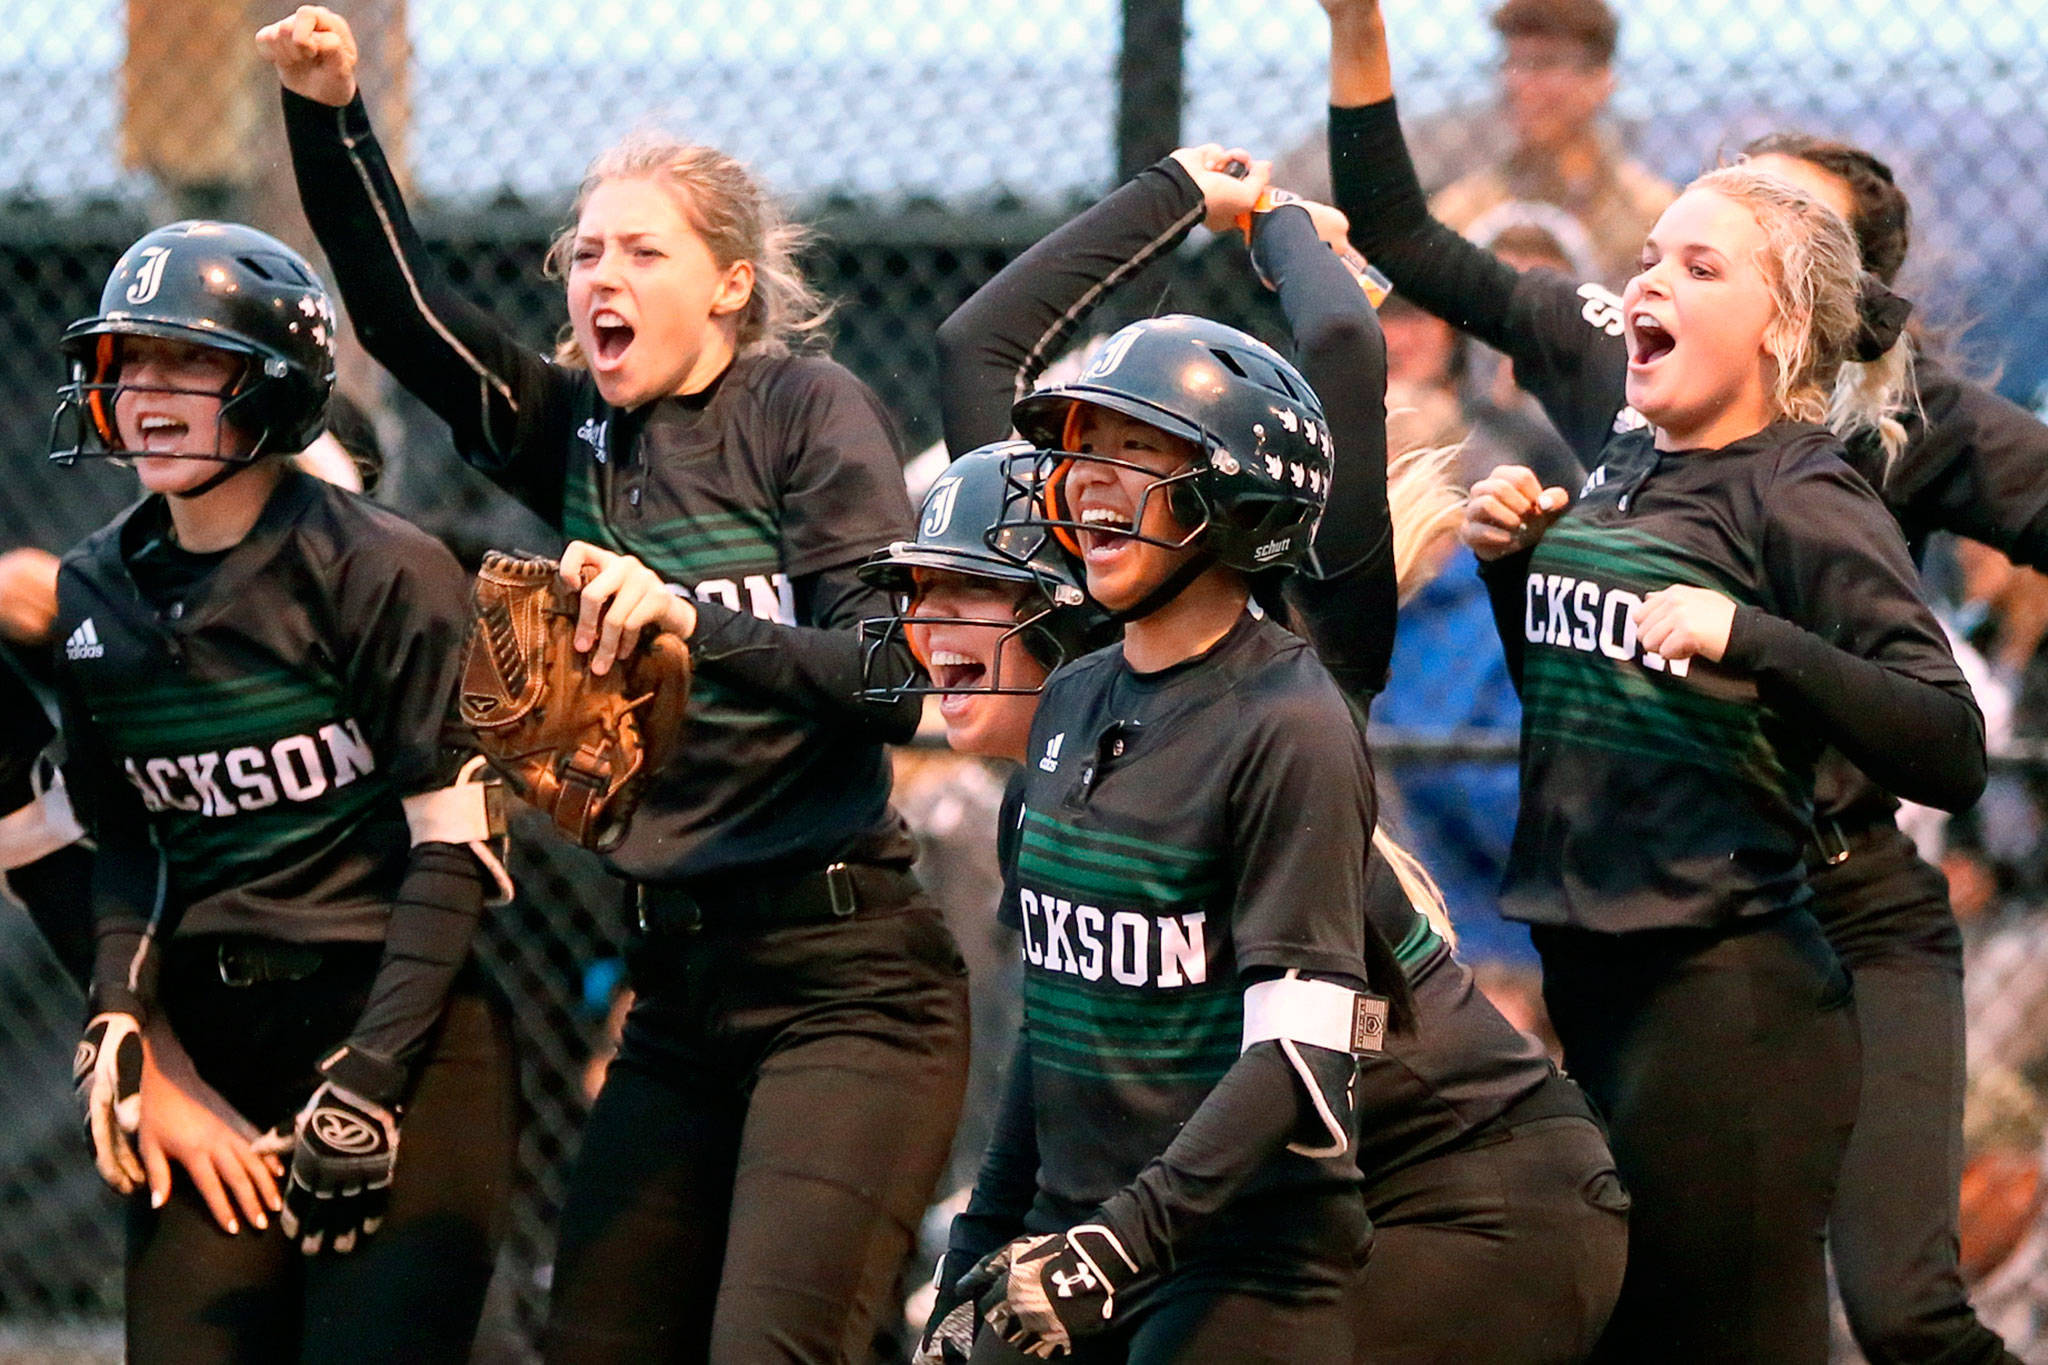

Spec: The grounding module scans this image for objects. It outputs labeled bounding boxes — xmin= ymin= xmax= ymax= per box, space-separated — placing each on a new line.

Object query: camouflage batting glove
xmin=961 ymin=1223 xmax=1143 ymax=1358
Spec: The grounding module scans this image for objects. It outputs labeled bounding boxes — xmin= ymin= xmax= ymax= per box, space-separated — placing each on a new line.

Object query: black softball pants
xmin=544 ymin=883 xmax=971 ymax=1365
xmin=1350 ymin=1113 xmax=1628 ymax=1364
xmin=1812 ymin=821 xmax=2021 ymax=1365
xmin=1533 ymin=909 xmax=1860 ymax=1365
xmin=128 ymin=941 xmax=516 ymax=1365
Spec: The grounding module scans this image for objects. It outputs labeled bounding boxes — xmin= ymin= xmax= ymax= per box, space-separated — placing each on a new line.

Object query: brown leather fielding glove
xmin=458 ymin=551 xmax=691 ymax=851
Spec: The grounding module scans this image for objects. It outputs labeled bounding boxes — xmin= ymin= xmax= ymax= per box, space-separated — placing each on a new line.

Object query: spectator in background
xmin=1430 ymin=0 xmax=1674 ymax=289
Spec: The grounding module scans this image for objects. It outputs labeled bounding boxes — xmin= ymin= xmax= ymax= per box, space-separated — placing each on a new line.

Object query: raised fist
xmin=255 ymin=5 xmax=360 ymax=108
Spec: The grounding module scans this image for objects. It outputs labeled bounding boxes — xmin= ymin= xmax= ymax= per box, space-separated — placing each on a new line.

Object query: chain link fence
xmin=2 ymin=0 xmax=2048 ymax=1360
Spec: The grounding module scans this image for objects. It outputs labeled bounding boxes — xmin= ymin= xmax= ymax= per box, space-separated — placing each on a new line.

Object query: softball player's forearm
xmin=282 ymin=88 xmax=564 ymax=474
xmin=1329 ymin=100 xmax=1630 ymax=461
xmin=935 ymin=159 xmax=1205 ymax=454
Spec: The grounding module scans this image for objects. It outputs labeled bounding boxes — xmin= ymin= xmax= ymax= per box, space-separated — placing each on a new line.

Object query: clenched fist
xmin=255 ymin=5 xmax=360 ymax=108
xmin=1461 ymin=465 xmax=1570 ymax=561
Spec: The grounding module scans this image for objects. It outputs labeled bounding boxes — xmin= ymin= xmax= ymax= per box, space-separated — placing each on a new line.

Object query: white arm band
xmin=401 ymin=782 xmax=494 ymax=845
xmin=402 ymin=757 xmax=516 ymax=906
xmin=0 ymin=771 xmax=85 ymax=871
xmin=1241 ymin=974 xmax=1387 ymax=1057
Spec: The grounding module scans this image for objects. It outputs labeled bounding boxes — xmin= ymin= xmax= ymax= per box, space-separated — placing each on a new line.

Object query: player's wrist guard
xmin=277 ymin=1053 xmax=402 ymax=1255
xmin=961 ymin=1223 xmax=1144 ymax=1357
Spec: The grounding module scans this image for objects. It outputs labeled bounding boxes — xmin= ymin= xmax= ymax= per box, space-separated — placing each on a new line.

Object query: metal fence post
xmin=1116 ymin=0 xmax=1185 ymax=183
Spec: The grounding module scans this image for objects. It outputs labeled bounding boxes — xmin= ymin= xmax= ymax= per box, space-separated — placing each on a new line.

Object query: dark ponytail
xmin=1742 ymin=132 xmax=1913 ymax=285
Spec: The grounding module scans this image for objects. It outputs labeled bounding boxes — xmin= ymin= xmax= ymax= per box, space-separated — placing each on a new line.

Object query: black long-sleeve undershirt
xmin=286 ymin=87 xmax=920 ymax=747
xmin=1725 ymin=607 xmax=1983 ymax=812
xmin=689 ymin=563 xmax=920 ymax=741
xmin=1250 ymin=206 xmax=1399 ymax=702
xmin=936 ymin=159 xmax=1205 ymax=454
xmin=940 ymin=1037 xmax=1042 ymax=1292
xmin=1329 ymin=99 xmax=1629 ymax=464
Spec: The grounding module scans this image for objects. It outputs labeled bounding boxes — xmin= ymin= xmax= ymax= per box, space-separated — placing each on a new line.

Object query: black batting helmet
xmin=1003 ymin=315 xmax=1334 ymax=576
xmin=51 ymin=221 xmax=337 ymax=466
xmin=858 ymin=441 xmax=1113 ymax=698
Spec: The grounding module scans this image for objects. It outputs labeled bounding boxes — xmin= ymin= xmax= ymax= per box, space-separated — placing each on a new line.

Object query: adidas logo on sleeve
xmin=64 ymin=618 xmax=104 ymax=661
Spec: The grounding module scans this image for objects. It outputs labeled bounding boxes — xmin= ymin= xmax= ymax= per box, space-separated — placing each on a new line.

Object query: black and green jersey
xmin=1001 ymin=613 xmax=1374 ymax=1228
xmin=1490 ymin=423 xmax=1978 ymax=931
xmin=286 ymin=90 xmax=919 ymax=885
xmin=1354 ymin=853 xmax=1560 ymax=1174
xmin=52 ymin=468 xmax=469 ymax=951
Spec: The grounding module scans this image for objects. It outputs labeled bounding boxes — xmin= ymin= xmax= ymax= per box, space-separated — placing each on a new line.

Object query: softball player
xmin=1439 ymin=134 xmax=1979 ymax=1365
xmin=1323 ymin=4 xmax=2042 ymax=1358
xmin=260 ymin=9 xmax=970 ymax=1360
xmin=51 ymin=220 xmax=514 ymax=1363
xmin=928 ymin=148 xmax=1624 ymax=1363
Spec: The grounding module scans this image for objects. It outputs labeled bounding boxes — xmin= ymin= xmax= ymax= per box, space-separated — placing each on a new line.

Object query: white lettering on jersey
xmin=122 ymin=722 xmax=377 ymax=817
xmin=63 ymin=618 xmax=104 ymax=661
xmin=125 ymin=247 xmax=173 ymax=306
xmin=576 ymin=418 xmax=609 ymax=463
xmin=1525 ymin=575 xmax=1690 ymax=677
xmin=1158 ymin=912 xmax=1208 ymax=987
xmin=693 ymin=573 xmax=796 ymax=628
xmin=1576 ymin=283 xmax=1625 ymax=338
xmin=1018 ymin=888 xmax=1209 ymax=989
xmin=1581 ymin=465 xmax=1609 ymax=496
xmin=1039 ymin=732 xmax=1065 ymax=773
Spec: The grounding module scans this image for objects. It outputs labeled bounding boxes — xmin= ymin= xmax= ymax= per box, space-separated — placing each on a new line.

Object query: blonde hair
xmin=1686 ymin=165 xmax=1911 ymax=464
xmin=546 ymin=134 xmax=831 ymax=366
xmin=1386 ymin=441 xmax=1468 ymax=604
xmin=1373 ymin=828 xmax=1457 ymax=947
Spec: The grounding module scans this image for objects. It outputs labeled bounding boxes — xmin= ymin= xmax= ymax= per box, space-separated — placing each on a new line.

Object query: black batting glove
xmin=272 ymin=1046 xmax=405 ymax=1255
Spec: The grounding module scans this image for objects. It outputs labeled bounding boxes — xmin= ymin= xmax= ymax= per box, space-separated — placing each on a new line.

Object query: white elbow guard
xmin=402 ymin=756 xmax=515 ymax=905
xmin=1242 ymin=971 xmax=1387 ymax=1161
xmin=0 ymin=763 xmax=86 ymax=872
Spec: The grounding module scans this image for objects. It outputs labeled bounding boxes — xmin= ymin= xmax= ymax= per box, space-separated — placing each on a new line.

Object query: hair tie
xmin=1854 ymin=274 xmax=1913 ymax=362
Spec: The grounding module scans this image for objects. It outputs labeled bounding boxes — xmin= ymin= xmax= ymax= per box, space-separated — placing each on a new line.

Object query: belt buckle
xmin=825 ymin=862 xmax=857 ymax=919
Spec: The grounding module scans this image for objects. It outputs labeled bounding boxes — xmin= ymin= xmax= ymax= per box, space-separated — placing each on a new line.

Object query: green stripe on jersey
xmin=563 ymin=465 xmax=780 ymax=583
xmin=163 ymin=775 xmax=390 ymax=901
xmin=1393 ymin=914 xmax=1442 ymax=970
xmin=1521 ymin=646 xmax=1794 ymax=796
xmin=1026 ymin=972 xmax=1241 ymax=1084
xmin=91 ymin=672 xmax=344 ymax=753
xmin=1017 ymin=811 xmax=1221 ymax=908
xmin=1534 ymin=518 xmax=1757 ymax=605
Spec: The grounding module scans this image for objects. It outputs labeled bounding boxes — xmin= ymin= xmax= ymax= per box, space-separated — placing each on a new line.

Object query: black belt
xmin=212 ymin=936 xmax=330 ymax=987
xmin=634 ymin=860 xmax=919 ymax=936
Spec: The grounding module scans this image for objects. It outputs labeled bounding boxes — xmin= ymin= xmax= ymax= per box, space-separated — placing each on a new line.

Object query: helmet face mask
xmin=51 ymin=222 xmax=337 ymax=471
xmin=50 ymin=332 xmax=270 ymax=468
xmin=857 ymin=600 xmax=1071 ymax=701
